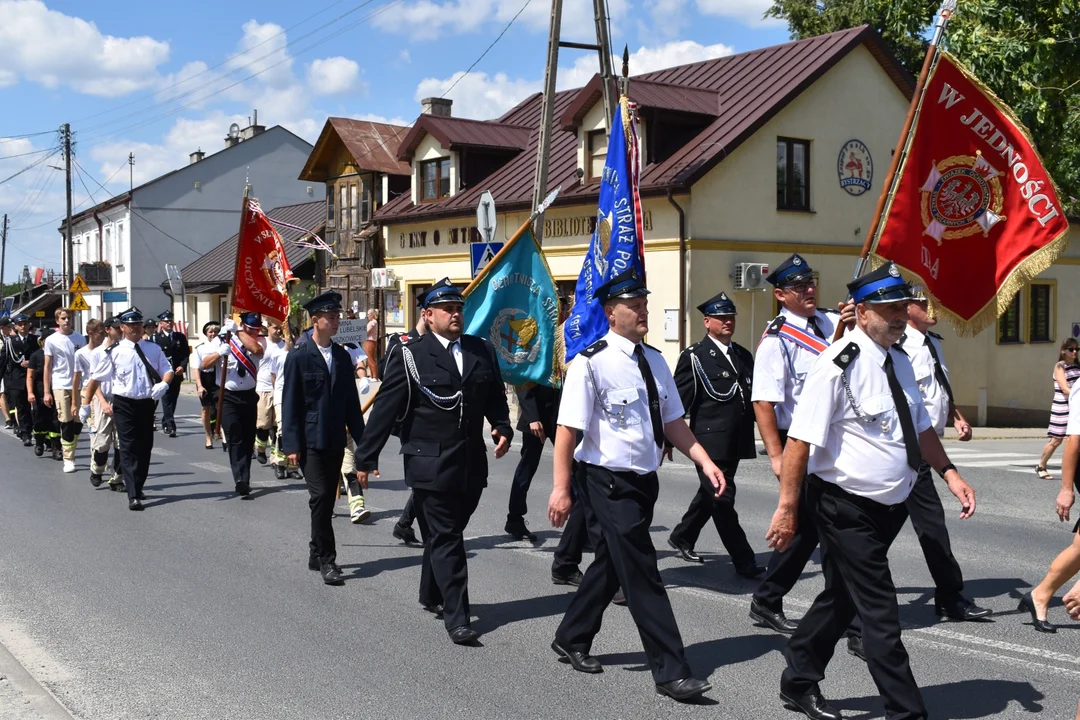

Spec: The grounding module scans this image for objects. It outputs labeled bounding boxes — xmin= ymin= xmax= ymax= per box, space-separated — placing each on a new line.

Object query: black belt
xmin=806 ymin=474 xmax=904 ymax=512
xmin=582 ymin=462 xmax=656 ymax=481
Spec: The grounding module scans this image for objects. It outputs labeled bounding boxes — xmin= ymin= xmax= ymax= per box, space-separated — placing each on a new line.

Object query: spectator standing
xmin=1038 ymin=339 xmax=1080 ymax=479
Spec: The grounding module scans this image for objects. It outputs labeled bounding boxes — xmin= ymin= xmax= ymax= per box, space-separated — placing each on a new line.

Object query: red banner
xmin=871 ymin=52 xmax=1070 ymax=335
xmin=232 ymin=198 xmax=296 ymax=324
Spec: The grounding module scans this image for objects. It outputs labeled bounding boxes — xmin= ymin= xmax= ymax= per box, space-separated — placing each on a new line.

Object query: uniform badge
xmin=722 ymin=370 xmax=730 ymax=378
xmin=793 ymin=255 xmax=803 ymax=266
xmin=888 ymin=264 xmax=900 ymax=278
xmin=880 ymin=418 xmax=891 ymax=433
xmin=840 ymin=353 xmax=850 ymax=363
xmin=709 ymin=349 xmax=716 ymax=357
xmin=919 ymin=153 xmax=1005 ymax=244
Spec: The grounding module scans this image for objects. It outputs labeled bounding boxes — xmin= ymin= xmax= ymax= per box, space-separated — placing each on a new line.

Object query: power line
xmin=7 ymin=155 xmax=58 ymax=228
xmin=442 ymin=0 xmax=534 ymax=97
xmin=0 ymin=148 xmax=61 ymax=187
xmin=0 ymin=130 xmax=57 ymax=144
xmin=0 ymin=146 xmax=56 ymax=161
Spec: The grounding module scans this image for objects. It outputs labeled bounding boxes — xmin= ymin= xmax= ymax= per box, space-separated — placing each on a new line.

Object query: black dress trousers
xmin=160 ymin=374 xmax=183 ymax=430
xmin=6 ymin=376 xmax=32 ymax=440
xmin=551 ymin=462 xmax=589 ymax=576
xmin=112 ymin=395 xmax=156 ymax=500
xmin=670 ymin=459 xmax=757 ymax=570
xmin=508 ymin=431 xmax=545 ymax=522
xmin=222 ymin=388 xmax=258 ymax=485
xmin=302 ymin=446 xmax=346 ymax=565
xmin=414 ymin=486 xmax=484 ymax=630
xmin=398 ymin=491 xmax=417 ymax=529
xmin=555 ymin=463 xmax=692 ymax=685
xmin=906 ymin=460 xmax=964 ymax=601
xmin=783 ymin=478 xmax=926 ymax=720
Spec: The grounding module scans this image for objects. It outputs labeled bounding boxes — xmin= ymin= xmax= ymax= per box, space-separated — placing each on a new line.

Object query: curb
xmin=0 ymin=639 xmax=76 ymax=720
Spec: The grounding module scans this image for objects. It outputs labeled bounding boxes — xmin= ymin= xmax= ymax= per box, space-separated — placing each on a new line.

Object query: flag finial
xmin=621 ymin=45 xmax=629 ymax=79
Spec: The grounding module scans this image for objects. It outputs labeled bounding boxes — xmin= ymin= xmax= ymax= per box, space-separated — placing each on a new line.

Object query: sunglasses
xmin=1066 ymin=348 xmax=1078 ymax=352
xmin=782 ymin=280 xmax=817 ymax=294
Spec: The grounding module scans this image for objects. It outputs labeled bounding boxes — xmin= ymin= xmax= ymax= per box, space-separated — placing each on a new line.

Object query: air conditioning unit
xmin=370 ymin=268 xmax=397 ymax=289
xmin=733 ymin=262 xmax=770 ymax=290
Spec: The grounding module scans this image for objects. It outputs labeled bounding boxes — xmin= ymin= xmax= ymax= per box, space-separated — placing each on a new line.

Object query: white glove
xmin=151 ymin=381 xmax=169 ymax=401
xmin=357 ymin=377 xmax=371 ymax=395
xmin=78 ymin=404 xmax=92 ymax=423
xmin=221 ymin=319 xmax=239 ymax=334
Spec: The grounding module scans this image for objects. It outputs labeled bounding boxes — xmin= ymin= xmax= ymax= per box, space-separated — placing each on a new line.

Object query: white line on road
xmin=151 ymin=448 xmax=178 ymax=457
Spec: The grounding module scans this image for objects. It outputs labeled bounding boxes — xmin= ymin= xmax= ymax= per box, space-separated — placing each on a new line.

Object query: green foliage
xmin=767 ymin=0 xmax=1080 ymax=215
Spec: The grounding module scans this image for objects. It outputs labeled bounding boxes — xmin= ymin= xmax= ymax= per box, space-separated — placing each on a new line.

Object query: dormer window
xmin=421 ymin=157 xmax=451 ymax=201
xmin=587 ymin=130 xmax=608 ymax=182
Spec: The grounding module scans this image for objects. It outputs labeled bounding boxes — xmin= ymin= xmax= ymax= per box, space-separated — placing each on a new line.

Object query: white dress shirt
xmin=558 ymin=330 xmax=684 ymax=475
xmin=223 ymin=336 xmax=264 ymax=391
xmin=43 ymin=331 xmax=86 ymax=390
xmin=431 ymin=332 xmax=464 ymax=375
xmin=90 ymin=339 xmax=171 ymax=400
xmin=788 ymin=325 xmax=932 ymax=505
xmin=751 ymin=307 xmax=837 ymax=430
xmin=898 ymin=326 xmax=951 ymax=436
xmin=89 ymin=345 xmax=114 ymax=398
xmin=708 ymin=334 xmax=732 ymax=361
xmin=257 ymin=339 xmax=286 ymax=392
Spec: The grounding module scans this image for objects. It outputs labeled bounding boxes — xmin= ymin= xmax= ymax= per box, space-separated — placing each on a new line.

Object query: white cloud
xmin=557 ymin=40 xmax=735 ymax=89
xmin=351 ymin=113 xmax=414 ymax=128
xmin=398 ymin=50 xmax=412 ymax=64
xmin=307 ymin=57 xmax=362 ymax=95
xmin=414 ymin=72 xmax=541 ymax=120
xmin=0 ymin=0 xmax=170 ymax=97
xmin=695 ymin=0 xmax=783 ymax=26
xmin=639 ymin=0 xmax=689 ymax=38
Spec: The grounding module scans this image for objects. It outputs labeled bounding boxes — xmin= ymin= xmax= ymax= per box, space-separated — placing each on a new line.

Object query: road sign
xmin=35 ymin=311 xmax=45 ymax=317
xmin=69 ymin=275 xmax=89 ymax=294
xmin=476 ymin=191 xmax=497 ymax=244
xmin=102 ymin=291 xmax=128 ymax=303
xmin=165 ymin=264 xmax=184 ymax=296
xmin=70 ymin=293 xmax=90 ymax=311
xmin=1 ymin=297 xmax=12 ymax=317
xmin=471 ymin=242 xmax=504 ymax=278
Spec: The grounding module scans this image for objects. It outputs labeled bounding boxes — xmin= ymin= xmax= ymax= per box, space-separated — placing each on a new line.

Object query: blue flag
xmin=564 ymin=98 xmax=645 ymax=361
xmin=463 ymin=228 xmax=561 ymax=387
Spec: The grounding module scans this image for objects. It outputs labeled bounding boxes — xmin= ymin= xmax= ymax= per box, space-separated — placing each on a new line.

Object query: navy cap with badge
xmin=593 ymin=268 xmax=650 ymax=304
xmin=847 ymin=262 xmax=914 ymax=304
xmin=117 ymin=307 xmax=144 ymax=325
xmin=422 ymin=278 xmax=465 ymax=308
xmin=157 ymin=310 xmax=174 ymax=321
xmin=697 ymin=290 xmax=737 ymax=317
xmin=303 ymin=290 xmax=343 ymax=315
xmin=0 ymin=316 xmax=10 ymax=327
xmin=239 ymin=311 xmax=262 ymax=327
xmin=11 ymin=313 xmax=29 ymax=323
xmin=765 ymin=253 xmax=819 ymax=287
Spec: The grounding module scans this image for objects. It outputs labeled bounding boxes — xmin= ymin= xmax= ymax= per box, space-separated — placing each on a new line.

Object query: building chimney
xmin=189 ymin=148 xmax=205 ymax=164
xmin=241 ymin=109 xmax=266 ymax=140
xmin=421 ymin=97 xmax=453 ymax=117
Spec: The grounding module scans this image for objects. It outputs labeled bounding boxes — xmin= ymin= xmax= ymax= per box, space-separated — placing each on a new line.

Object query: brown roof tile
xmin=559 ymin=76 xmax=720 ymax=131
xmin=376 ymin=26 xmax=912 ymax=223
xmin=397 ymin=115 xmax=531 ymax=161
xmin=299 ymin=118 xmax=412 ymax=181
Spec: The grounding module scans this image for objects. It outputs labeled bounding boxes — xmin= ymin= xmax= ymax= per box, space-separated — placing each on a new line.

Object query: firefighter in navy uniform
xmin=4 ymin=314 xmax=39 ymax=446
xmin=355 ymin=278 xmax=513 ymax=646
xmin=150 ymin=310 xmax=190 ymax=438
xmin=667 ymin=291 xmax=765 ymax=577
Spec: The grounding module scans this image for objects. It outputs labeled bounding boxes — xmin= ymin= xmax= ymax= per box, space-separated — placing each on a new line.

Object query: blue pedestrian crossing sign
xmin=471 ymin=242 xmax=504 ymax=278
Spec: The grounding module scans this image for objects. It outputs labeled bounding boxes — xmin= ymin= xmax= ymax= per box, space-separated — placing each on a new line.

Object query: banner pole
xmin=464 ymin=189 xmax=560 ymax=297
xmin=217 ymin=186 xmax=252 ymax=433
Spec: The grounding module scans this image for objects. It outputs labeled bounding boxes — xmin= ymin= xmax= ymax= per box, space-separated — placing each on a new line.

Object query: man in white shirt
xmin=255 ymin=319 xmax=286 ymax=465
xmin=72 ymin=318 xmax=105 ymax=435
xmin=80 ymin=307 xmax=173 ymax=511
xmin=82 ymin=317 xmax=125 ymax=491
xmin=547 ymin=269 xmax=725 ymax=703
xmin=770 ymin=263 xmax=976 ymax=720
xmin=43 ymin=307 xmax=87 ymax=472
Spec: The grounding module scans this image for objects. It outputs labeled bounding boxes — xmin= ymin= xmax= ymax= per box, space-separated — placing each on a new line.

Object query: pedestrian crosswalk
xmin=942 ymin=445 xmax=1058 ymax=474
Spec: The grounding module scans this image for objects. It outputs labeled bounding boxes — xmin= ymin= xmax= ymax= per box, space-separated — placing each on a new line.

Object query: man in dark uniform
xmin=150 ymin=310 xmax=190 ymax=438
xmin=280 ymin=291 xmax=365 ymax=586
xmin=355 ymin=278 xmax=513 ymax=645
xmin=667 ymin=291 xmax=764 ymax=578
xmin=0 ymin=316 xmax=12 ymax=429
xmin=506 ymin=383 xmax=558 ymax=541
xmin=4 ymin=314 xmax=39 ymax=446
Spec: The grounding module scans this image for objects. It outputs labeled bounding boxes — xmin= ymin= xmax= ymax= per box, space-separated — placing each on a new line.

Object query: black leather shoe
xmin=505 ymin=518 xmax=537 ymax=541
xmin=136 ymin=491 xmax=147 ymax=500
xmin=235 ymin=482 xmax=251 ymax=496
xmin=552 ymin=570 xmax=584 ymax=587
xmin=33 ymin=442 xmax=44 ymax=457
xmin=735 ymin=563 xmax=767 ymax=579
xmin=1018 ymin=592 xmax=1055 ymax=633
xmin=846 ymin=635 xmax=865 ymax=662
xmin=935 ymin=596 xmax=993 ymax=621
xmin=256 ymin=450 xmax=267 ymax=465
xmin=448 ymin=626 xmax=479 ymax=645
xmin=612 ymin=588 xmax=627 ymax=606
xmin=168 ymin=427 xmax=177 ymax=438
xmin=128 ymin=499 xmax=143 ymax=511
xmin=655 ymin=677 xmax=711 ymax=702
xmin=110 ymin=481 xmax=126 ymax=492
xmin=22 ymin=436 xmax=33 ymax=447
xmin=308 ymin=557 xmax=320 ymax=571
xmin=667 ymin=537 xmax=704 ymax=564
xmin=749 ymin=599 xmax=798 ymax=634
xmin=551 ymin=640 xmax=602 ymax=673
xmin=780 ymin=689 xmax=842 ymax=720
xmin=320 ymin=563 xmax=345 ymax=586
xmin=90 ymin=473 xmax=104 ymax=487
xmin=393 ymin=523 xmax=423 ymax=547
xmin=422 ymin=603 xmax=444 ymax=615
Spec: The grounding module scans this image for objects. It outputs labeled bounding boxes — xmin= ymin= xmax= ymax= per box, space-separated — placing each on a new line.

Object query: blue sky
xmin=0 ymin=0 xmax=790 ymax=274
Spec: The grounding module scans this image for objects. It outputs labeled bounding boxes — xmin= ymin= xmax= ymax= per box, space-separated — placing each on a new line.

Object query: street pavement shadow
xmin=140 ymin=490 xmax=241 ymax=508
xmin=146 ymin=479 xmax=218 ymax=490
xmin=471 ymin=592 xmax=571 ymax=635
xmin=339 ymin=554 xmax=423 ymax=579
xmin=685 ymin=633 xmax=788 ymax=676
xmin=833 ymin=678 xmax=1044 ymax=718
xmin=248 ymin=482 xmax=306 ymax=499
xmin=893 ymin=577 xmax=1030 ymax=629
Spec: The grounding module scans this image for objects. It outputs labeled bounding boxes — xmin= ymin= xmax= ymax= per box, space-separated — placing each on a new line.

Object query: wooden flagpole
xmin=832 ymin=0 xmax=956 ymax=341
xmin=464 ymin=188 xmax=561 ymax=297
xmin=217 ymin=186 xmax=252 ymax=431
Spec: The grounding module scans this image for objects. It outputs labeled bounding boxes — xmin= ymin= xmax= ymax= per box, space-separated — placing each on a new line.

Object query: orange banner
xmin=233 ymin=198 xmax=296 ymax=323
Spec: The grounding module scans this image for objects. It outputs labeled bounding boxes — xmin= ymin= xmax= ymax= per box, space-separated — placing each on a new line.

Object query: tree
xmin=767 ymin=0 xmax=1080 ymax=214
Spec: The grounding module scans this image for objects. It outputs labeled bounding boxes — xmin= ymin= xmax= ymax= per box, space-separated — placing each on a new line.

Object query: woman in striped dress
xmin=1038 ymin=339 xmax=1080 ymax=479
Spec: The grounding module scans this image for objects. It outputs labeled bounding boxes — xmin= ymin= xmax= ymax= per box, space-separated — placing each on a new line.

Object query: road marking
xmin=151 ymin=448 xmax=178 ymax=457
xmin=189 ymin=462 xmax=230 ymax=473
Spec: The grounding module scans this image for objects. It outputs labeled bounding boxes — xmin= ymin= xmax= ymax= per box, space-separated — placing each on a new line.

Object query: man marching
xmin=149 ymin=310 xmax=190 ymax=438
xmin=43 ymin=307 xmax=86 ymax=472
xmin=81 ymin=317 xmax=125 ymax=491
xmin=667 ymin=291 xmax=764 ymax=578
xmin=4 ymin=314 xmax=39 ymax=446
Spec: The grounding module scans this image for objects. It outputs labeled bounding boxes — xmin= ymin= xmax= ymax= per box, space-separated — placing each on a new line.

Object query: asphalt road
xmin=0 ymin=393 xmax=1078 ymax=719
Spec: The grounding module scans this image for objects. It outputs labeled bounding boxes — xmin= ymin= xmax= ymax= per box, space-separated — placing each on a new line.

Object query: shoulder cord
xmin=691 ymin=353 xmax=741 ymax=404
xmin=838 ymin=368 xmax=878 ymax=425
xmin=400 ymin=345 xmax=464 ymax=427
xmin=584 ymin=357 xmax=617 ymax=421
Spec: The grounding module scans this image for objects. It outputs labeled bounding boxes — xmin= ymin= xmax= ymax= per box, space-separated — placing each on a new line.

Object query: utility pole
xmin=1 ymin=214 xmax=8 ymax=303
xmin=530 ymin=0 xmax=563 ymax=245
xmin=63 ymin=123 xmax=74 ymax=307
xmin=129 ymin=152 xmax=135 ymax=191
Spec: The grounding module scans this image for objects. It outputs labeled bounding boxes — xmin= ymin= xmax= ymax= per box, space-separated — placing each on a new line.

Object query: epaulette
xmin=766 ymin=317 xmax=786 ymax=336
xmin=927 ymin=331 xmax=943 ymax=340
xmin=833 ymin=342 xmax=859 ymax=370
xmin=685 ymin=342 xmax=699 ymax=353
xmin=581 ymin=339 xmax=607 ymax=357
xmin=398 ymin=333 xmax=411 ymax=343
xmin=401 ymin=333 xmax=420 ymax=345
xmin=105 ymin=344 xmax=116 ymax=355
xmin=896 ymin=333 xmax=908 ymax=347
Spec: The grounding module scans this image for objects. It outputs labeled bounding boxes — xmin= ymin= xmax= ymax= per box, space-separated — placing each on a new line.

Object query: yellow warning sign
xmin=69 ymin=275 xmax=89 ymax=294
xmin=69 ymin=293 xmax=90 ymax=312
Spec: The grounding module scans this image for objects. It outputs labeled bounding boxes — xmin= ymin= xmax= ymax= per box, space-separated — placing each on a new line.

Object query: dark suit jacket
xmin=279 ymin=340 xmax=365 ymax=455
xmin=674 ymin=335 xmax=756 ymax=465
xmin=515 ymin=384 xmax=560 ymax=440
xmin=151 ymin=331 xmax=191 ymax=375
xmin=378 ymin=328 xmax=419 ymax=379
xmin=4 ymin=332 xmax=39 ymax=382
xmin=355 ymin=331 xmax=513 ymax=494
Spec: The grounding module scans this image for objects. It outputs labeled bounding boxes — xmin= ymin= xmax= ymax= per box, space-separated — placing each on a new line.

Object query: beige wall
xmin=410 ymin=135 xmax=457 ymax=204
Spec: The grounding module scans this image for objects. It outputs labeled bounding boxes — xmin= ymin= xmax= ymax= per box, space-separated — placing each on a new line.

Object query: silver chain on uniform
xmin=401 ymin=345 xmax=464 ymax=426
xmin=839 ymin=367 xmax=880 ymax=426
xmin=691 ymin=353 xmax=741 ymax=404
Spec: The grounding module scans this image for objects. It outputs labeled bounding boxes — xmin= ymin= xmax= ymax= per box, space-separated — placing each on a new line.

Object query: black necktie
xmin=132 ymin=342 xmax=163 ymax=384
xmin=634 ymin=345 xmax=665 ymax=448
xmin=883 ymin=352 xmax=921 ymax=470
xmin=807 ymin=315 xmax=826 ymax=339
xmin=924 ymin=337 xmax=954 ymax=403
